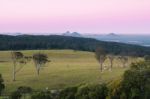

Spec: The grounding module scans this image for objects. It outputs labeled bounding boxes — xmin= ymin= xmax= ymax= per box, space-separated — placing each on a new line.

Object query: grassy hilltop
xmin=0 ymin=50 xmax=140 ymax=93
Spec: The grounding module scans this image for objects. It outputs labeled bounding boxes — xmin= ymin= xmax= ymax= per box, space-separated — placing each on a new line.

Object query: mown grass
xmin=0 ymin=50 xmax=141 ymax=93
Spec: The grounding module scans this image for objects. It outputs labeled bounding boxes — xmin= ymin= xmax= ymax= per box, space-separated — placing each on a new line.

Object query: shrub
xmin=31 ymin=91 xmax=52 ymax=99
xmin=76 ymin=84 xmax=108 ymax=99
xmin=0 ymin=74 xmax=5 ymax=96
xmin=58 ymin=86 xmax=78 ymax=99
xmin=10 ymin=91 xmax=22 ymax=99
xmin=109 ymin=61 xmax=150 ymax=99
xmin=108 ymin=79 xmax=122 ymax=99
xmin=17 ymin=86 xmax=32 ymax=99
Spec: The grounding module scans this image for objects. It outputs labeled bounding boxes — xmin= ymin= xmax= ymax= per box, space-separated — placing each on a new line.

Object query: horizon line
xmin=0 ymin=32 xmax=150 ymax=36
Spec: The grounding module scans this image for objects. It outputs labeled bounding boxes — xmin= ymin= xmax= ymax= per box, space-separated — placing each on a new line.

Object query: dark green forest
xmin=0 ymin=34 xmax=150 ymax=56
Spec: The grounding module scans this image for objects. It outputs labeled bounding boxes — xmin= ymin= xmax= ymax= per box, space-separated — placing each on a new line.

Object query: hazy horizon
xmin=1 ymin=32 xmax=150 ymax=36
xmin=0 ymin=0 xmax=150 ymax=35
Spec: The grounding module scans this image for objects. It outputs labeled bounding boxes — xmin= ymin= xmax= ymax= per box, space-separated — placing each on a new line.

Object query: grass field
xmin=0 ymin=50 xmax=140 ymax=93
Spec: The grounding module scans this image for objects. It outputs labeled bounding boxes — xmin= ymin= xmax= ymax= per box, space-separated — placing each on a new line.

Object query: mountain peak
xmin=107 ymin=33 xmax=118 ymax=36
xmin=62 ymin=31 xmax=82 ymax=37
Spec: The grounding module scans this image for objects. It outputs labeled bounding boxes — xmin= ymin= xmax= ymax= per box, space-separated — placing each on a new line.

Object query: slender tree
xmin=33 ymin=53 xmax=50 ymax=75
xmin=95 ymin=47 xmax=107 ymax=72
xmin=118 ymin=55 xmax=128 ymax=68
xmin=107 ymin=54 xmax=115 ymax=71
xmin=11 ymin=51 xmax=30 ymax=81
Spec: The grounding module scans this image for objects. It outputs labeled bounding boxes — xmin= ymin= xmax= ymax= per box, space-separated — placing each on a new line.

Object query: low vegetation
xmin=0 ymin=74 xmax=5 ymax=96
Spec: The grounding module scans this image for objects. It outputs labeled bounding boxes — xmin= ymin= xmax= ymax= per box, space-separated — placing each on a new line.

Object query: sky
xmin=0 ymin=0 xmax=150 ymax=35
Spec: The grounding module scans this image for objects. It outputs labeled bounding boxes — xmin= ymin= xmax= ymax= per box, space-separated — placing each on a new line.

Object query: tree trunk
xmin=37 ymin=69 xmax=40 ymax=75
xmin=100 ymin=62 xmax=103 ymax=72
xmin=123 ymin=63 xmax=126 ymax=68
xmin=13 ymin=62 xmax=16 ymax=81
xmin=110 ymin=61 xmax=112 ymax=71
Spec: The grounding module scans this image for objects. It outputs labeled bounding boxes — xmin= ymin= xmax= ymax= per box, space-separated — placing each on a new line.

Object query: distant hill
xmin=107 ymin=33 xmax=118 ymax=36
xmin=0 ymin=34 xmax=150 ymax=56
xmin=85 ymin=34 xmax=150 ymax=47
xmin=62 ymin=31 xmax=82 ymax=37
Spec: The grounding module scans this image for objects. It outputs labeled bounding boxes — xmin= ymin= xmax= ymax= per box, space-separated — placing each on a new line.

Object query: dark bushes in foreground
xmin=76 ymin=84 xmax=108 ymax=99
xmin=58 ymin=86 xmax=78 ymax=99
xmin=109 ymin=61 xmax=150 ymax=99
xmin=58 ymin=84 xmax=108 ymax=99
xmin=0 ymin=74 xmax=5 ymax=96
xmin=10 ymin=91 xmax=22 ymax=99
xmin=10 ymin=86 xmax=32 ymax=99
xmin=31 ymin=91 xmax=52 ymax=99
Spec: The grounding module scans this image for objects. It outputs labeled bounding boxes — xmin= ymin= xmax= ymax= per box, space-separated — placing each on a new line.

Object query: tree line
xmin=0 ymin=35 xmax=150 ymax=56
xmin=95 ymin=47 xmax=129 ymax=72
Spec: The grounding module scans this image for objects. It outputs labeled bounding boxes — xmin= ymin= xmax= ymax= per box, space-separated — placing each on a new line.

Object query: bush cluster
xmin=0 ymin=74 xmax=5 ymax=96
xmin=58 ymin=84 xmax=108 ymax=99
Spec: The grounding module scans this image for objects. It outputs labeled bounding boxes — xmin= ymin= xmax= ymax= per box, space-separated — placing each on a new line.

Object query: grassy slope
xmin=0 ymin=50 xmax=139 ymax=93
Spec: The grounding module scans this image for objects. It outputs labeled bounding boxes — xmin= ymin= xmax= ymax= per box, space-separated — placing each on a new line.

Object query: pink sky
xmin=0 ymin=0 xmax=150 ymax=34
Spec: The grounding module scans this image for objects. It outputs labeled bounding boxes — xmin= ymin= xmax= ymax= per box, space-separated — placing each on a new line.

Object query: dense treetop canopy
xmin=0 ymin=35 xmax=150 ymax=56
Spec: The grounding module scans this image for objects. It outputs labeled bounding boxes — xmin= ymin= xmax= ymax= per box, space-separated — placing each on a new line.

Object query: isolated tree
xmin=144 ymin=55 xmax=150 ymax=61
xmin=33 ymin=53 xmax=50 ymax=75
xmin=108 ymin=54 xmax=115 ymax=71
xmin=118 ymin=55 xmax=128 ymax=68
xmin=11 ymin=51 xmax=30 ymax=81
xmin=95 ymin=47 xmax=107 ymax=72
xmin=0 ymin=74 xmax=5 ymax=96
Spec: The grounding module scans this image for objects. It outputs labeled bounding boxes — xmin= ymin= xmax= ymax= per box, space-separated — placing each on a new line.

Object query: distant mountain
xmin=62 ymin=31 xmax=71 ymax=36
xmin=84 ymin=34 xmax=150 ymax=47
xmin=62 ymin=31 xmax=82 ymax=37
xmin=0 ymin=32 xmax=23 ymax=36
xmin=0 ymin=34 xmax=150 ymax=56
xmin=107 ymin=33 xmax=118 ymax=36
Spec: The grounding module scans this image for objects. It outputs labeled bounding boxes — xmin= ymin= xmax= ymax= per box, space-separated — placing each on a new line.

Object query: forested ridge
xmin=0 ymin=34 xmax=150 ymax=56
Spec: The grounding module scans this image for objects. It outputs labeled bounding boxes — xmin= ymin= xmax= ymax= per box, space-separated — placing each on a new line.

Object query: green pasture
xmin=0 ymin=50 xmax=141 ymax=93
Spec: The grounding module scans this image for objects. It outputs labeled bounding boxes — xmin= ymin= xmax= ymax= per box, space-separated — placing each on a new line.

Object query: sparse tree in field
xmin=144 ymin=55 xmax=150 ymax=61
xmin=33 ymin=53 xmax=50 ymax=75
xmin=0 ymin=74 xmax=5 ymax=96
xmin=107 ymin=54 xmax=115 ymax=71
xmin=118 ymin=55 xmax=128 ymax=68
xmin=95 ymin=47 xmax=107 ymax=72
xmin=11 ymin=51 xmax=31 ymax=81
